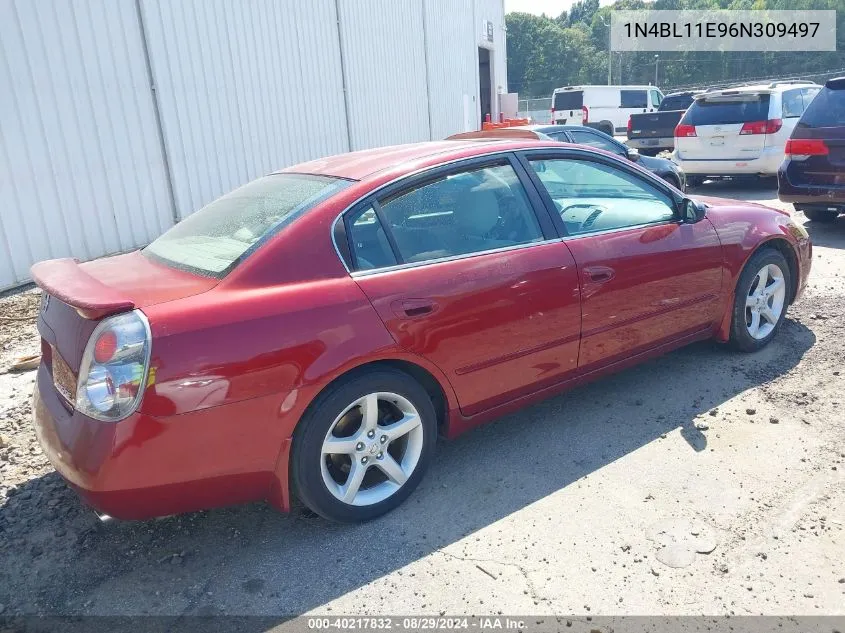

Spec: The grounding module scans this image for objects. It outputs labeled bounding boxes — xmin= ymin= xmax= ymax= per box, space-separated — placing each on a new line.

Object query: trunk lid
xmin=676 ymin=92 xmax=770 ymax=160
xmin=32 ymin=251 xmax=217 ymax=374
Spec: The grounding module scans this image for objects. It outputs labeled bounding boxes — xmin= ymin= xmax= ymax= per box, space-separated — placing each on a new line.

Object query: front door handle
xmin=390 ymin=298 xmax=437 ymax=318
xmin=584 ymin=266 xmax=616 ymax=283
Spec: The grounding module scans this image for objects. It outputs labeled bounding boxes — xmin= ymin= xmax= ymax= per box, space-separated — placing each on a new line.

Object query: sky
xmin=504 ymin=0 xmax=611 ymax=16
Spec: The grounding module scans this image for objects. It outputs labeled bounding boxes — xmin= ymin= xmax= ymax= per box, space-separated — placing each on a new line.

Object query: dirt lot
xmin=0 ymin=180 xmax=843 ymax=621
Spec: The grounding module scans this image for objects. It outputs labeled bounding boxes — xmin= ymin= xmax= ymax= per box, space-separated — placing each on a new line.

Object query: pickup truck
xmin=626 ymin=91 xmax=702 ymax=156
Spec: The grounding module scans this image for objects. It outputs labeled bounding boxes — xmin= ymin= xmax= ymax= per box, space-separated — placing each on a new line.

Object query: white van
xmin=551 ymin=85 xmax=664 ymax=137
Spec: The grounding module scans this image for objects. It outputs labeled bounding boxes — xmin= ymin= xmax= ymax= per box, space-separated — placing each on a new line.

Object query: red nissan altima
xmin=31 ymin=139 xmax=811 ymax=523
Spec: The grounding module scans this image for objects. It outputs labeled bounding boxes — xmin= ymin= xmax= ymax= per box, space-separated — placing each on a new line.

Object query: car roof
xmin=277 ymin=139 xmax=557 ymax=180
xmin=697 ymin=82 xmax=819 ymax=98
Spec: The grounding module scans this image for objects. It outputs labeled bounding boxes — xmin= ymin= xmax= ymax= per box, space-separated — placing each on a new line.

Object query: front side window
xmin=144 ymin=174 xmax=347 ymax=276
xmin=375 ymin=163 xmax=543 ymax=265
xmin=567 ymin=129 xmax=625 ymax=157
xmin=621 ymin=90 xmax=648 ymax=109
xmin=528 ymin=158 xmax=676 ymax=236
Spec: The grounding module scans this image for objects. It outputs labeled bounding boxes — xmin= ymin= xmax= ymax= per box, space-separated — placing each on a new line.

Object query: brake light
xmin=582 ymin=106 xmax=589 ymax=123
xmin=740 ymin=119 xmax=782 ymax=135
xmin=785 ymin=138 xmax=829 ymax=159
xmin=675 ymin=123 xmax=696 ymax=137
xmin=627 ymin=116 xmax=633 ymax=135
xmin=93 ymin=330 xmax=118 ymax=363
xmin=76 ymin=310 xmax=151 ymax=421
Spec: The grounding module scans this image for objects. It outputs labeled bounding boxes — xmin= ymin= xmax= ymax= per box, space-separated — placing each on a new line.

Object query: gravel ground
xmin=0 ymin=180 xmax=843 ymax=622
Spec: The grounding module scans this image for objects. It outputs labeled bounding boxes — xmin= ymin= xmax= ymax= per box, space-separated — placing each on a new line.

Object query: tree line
xmin=507 ymin=0 xmax=845 ymax=98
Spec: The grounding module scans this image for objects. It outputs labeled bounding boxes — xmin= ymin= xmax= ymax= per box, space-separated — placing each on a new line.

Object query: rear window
xmin=660 ymin=94 xmax=694 ymax=111
xmin=620 ymin=90 xmax=648 ymax=108
xmin=682 ymin=94 xmax=771 ymax=126
xmin=797 ymin=86 xmax=845 ymax=129
xmin=554 ymin=90 xmax=583 ymax=110
xmin=144 ymin=173 xmax=348 ymax=276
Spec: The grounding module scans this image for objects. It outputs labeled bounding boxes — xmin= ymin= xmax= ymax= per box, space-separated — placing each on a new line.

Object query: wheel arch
xmin=755 ymin=237 xmax=799 ymax=305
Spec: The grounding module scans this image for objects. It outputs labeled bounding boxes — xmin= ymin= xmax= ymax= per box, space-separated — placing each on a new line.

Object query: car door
xmin=341 ymin=155 xmax=582 ymax=417
xmin=519 ymin=149 xmax=723 ymax=371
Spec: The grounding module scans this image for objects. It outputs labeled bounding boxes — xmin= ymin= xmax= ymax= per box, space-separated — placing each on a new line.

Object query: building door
xmin=478 ymin=47 xmax=492 ymax=125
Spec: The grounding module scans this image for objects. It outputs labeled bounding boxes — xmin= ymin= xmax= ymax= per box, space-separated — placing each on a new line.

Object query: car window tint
xmin=567 ymin=129 xmax=624 ymax=156
xmin=554 ymin=91 xmax=583 ymax=110
xmin=348 ymin=205 xmax=398 ymax=271
xmin=682 ymin=94 xmax=771 ymax=125
xmin=801 ymin=87 xmax=821 ymax=109
xmin=660 ymin=94 xmax=694 ymax=111
xmin=797 ymin=86 xmax=844 ymax=128
xmin=528 ymin=158 xmax=675 ymax=236
xmin=782 ymin=89 xmax=804 ymax=118
xmin=377 ymin=163 xmax=543 ymax=264
xmin=620 ymin=90 xmax=648 ymax=108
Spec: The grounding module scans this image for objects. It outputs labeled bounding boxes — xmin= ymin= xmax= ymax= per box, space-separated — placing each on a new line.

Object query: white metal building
xmin=0 ymin=0 xmax=508 ymax=290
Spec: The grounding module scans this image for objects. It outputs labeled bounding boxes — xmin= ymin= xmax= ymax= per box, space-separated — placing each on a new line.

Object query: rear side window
xmin=554 ymin=91 xmax=583 ymax=110
xmin=621 ymin=90 xmax=648 ymax=108
xmin=374 ymin=163 xmax=543 ymax=265
xmin=567 ymin=129 xmax=625 ymax=156
xmin=797 ymin=86 xmax=845 ymax=128
xmin=660 ymin=94 xmax=694 ymax=111
xmin=650 ymin=90 xmax=663 ymax=108
xmin=144 ymin=174 xmax=347 ymax=276
xmin=782 ymin=89 xmax=805 ymax=118
xmin=348 ymin=206 xmax=398 ymax=271
xmin=682 ymin=94 xmax=771 ymax=125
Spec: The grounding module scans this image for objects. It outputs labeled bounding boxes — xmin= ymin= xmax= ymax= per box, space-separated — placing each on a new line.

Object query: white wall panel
xmin=0 ymin=0 xmax=172 ymax=290
xmin=140 ymin=0 xmax=349 ymax=220
xmin=424 ymin=0 xmax=478 ymax=139
xmin=337 ymin=0 xmax=431 ymax=150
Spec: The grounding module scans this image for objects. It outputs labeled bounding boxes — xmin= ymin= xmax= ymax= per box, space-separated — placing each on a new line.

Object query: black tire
xmin=599 ymin=122 xmax=614 ymax=137
xmin=729 ymin=248 xmax=791 ymax=352
xmin=662 ymin=174 xmax=681 ymax=191
xmin=801 ymin=207 xmax=839 ymax=223
xmin=291 ymin=368 xmax=437 ymax=523
xmin=687 ymin=176 xmax=704 ymax=188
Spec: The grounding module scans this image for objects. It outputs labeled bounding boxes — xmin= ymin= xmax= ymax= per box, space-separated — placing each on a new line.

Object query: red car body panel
xmin=30 ymin=140 xmax=812 ymax=520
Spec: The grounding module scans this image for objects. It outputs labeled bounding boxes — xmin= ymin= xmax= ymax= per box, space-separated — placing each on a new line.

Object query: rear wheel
xmin=799 ymin=207 xmax=839 ymax=223
xmin=291 ymin=369 xmax=437 ymax=523
xmin=687 ymin=176 xmax=704 ymax=188
xmin=729 ymin=249 xmax=790 ymax=352
xmin=598 ymin=122 xmax=614 ymax=137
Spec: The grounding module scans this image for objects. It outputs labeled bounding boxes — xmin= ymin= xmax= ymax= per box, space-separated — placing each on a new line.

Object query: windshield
xmin=144 ymin=173 xmax=348 ymax=276
xmin=682 ymin=94 xmax=771 ymax=125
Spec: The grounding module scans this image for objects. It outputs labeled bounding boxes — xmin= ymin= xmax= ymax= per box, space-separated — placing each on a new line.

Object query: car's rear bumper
xmin=777 ymin=161 xmax=845 ymax=207
xmin=627 ymin=136 xmax=673 ymax=151
xmin=32 ymin=364 xmax=287 ymax=519
xmin=672 ymin=147 xmax=783 ymax=176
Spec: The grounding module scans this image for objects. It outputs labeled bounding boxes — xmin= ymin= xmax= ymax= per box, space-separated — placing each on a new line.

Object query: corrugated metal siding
xmin=140 ymin=0 xmax=349 ymax=220
xmin=337 ymin=0 xmax=431 ymax=150
xmin=424 ymin=0 xmax=478 ymax=139
xmin=0 ymin=0 xmax=173 ymax=290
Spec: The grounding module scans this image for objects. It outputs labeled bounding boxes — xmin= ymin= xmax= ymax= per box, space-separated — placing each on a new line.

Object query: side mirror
xmin=682 ymin=198 xmax=706 ymax=223
xmin=627 ymin=147 xmax=641 ymax=162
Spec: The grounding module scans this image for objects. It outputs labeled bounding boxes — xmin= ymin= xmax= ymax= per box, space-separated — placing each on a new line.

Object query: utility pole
xmin=600 ymin=15 xmax=612 ymax=85
xmin=654 ymin=54 xmax=660 ymax=86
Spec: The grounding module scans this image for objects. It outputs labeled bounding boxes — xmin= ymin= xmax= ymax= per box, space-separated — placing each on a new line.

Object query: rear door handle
xmin=584 ymin=266 xmax=615 ymax=283
xmin=390 ymin=298 xmax=437 ymax=318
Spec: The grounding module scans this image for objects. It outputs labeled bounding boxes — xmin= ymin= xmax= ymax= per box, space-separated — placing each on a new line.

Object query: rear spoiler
xmin=30 ymin=258 xmax=134 ymax=320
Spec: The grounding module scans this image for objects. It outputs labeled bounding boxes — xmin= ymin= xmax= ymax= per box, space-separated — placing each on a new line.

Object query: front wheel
xmin=729 ymin=249 xmax=791 ymax=352
xmin=291 ymin=369 xmax=437 ymax=522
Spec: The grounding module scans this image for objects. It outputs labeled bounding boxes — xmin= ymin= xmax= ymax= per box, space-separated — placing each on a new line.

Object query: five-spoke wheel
xmin=292 ymin=369 xmax=436 ymax=522
xmin=730 ymin=248 xmax=791 ymax=352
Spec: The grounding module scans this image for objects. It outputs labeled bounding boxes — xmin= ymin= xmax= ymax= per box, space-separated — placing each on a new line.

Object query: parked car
xmin=672 ymin=81 xmax=821 ymax=186
xmin=551 ymin=85 xmax=664 ymax=137
xmin=778 ymin=76 xmax=845 ymax=222
xmin=448 ymin=125 xmax=686 ymax=190
xmin=627 ymin=91 xmax=703 ymax=156
xmin=31 ymin=139 xmax=811 ymax=523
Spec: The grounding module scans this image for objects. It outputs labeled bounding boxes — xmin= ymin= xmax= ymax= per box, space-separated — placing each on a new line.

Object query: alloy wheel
xmin=745 ymin=263 xmax=786 ymax=340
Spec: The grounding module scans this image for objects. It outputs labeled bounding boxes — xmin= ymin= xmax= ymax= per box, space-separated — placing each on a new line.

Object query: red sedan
xmin=31 ymin=139 xmax=812 ymax=523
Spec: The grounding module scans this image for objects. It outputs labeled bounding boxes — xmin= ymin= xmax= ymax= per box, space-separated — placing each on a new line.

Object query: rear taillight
xmin=785 ymin=138 xmax=829 ymax=159
xmin=76 ymin=310 xmax=151 ymax=421
xmin=675 ymin=123 xmax=697 ymax=137
xmin=582 ymin=106 xmax=589 ymax=123
xmin=627 ymin=116 xmax=633 ymax=135
xmin=740 ymin=119 xmax=782 ymax=135
xmin=551 ymin=108 xmax=555 ymax=121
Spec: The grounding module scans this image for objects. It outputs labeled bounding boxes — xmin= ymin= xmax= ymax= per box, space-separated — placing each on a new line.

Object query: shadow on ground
xmin=687 ymin=177 xmax=778 ymax=201
xmin=0 ymin=317 xmax=816 ymax=627
xmin=802 ymin=215 xmax=845 ymax=249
